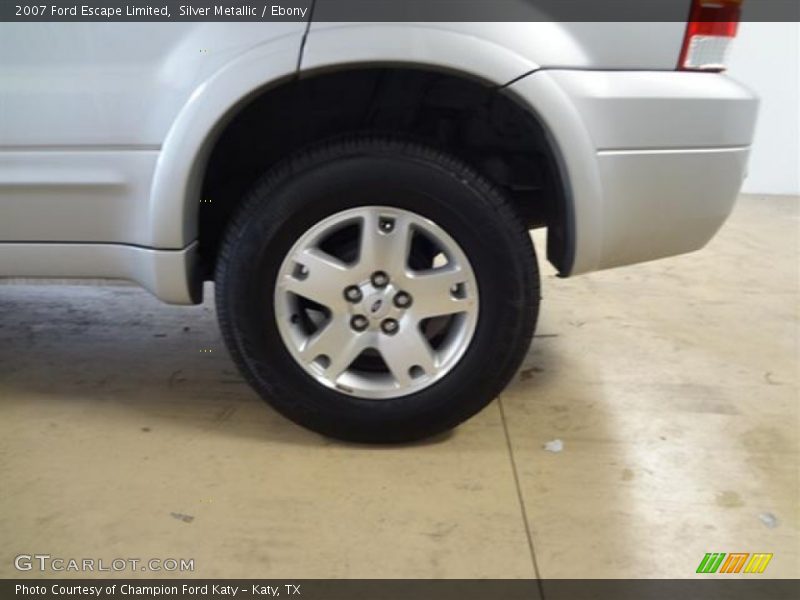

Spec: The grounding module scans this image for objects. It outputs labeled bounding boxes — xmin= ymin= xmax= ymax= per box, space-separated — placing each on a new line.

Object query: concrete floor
xmin=0 ymin=194 xmax=797 ymax=579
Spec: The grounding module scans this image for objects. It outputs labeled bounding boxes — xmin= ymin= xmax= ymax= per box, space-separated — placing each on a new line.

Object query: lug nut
xmin=371 ymin=271 xmax=390 ymax=288
xmin=350 ymin=315 xmax=369 ymax=332
xmin=344 ymin=285 xmax=362 ymax=303
xmin=393 ymin=291 xmax=412 ymax=308
xmin=381 ymin=318 xmax=399 ymax=335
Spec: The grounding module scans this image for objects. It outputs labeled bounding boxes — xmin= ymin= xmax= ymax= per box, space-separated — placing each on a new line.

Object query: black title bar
xmin=2 ymin=0 xmax=799 ymax=22
xmin=4 ymin=579 xmax=800 ymax=600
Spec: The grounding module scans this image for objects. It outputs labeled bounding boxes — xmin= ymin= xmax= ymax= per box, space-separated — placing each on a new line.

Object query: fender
xmin=149 ymin=24 xmax=586 ymax=261
xmin=302 ymin=24 xmax=594 ymax=276
xmin=148 ymin=23 xmax=566 ymax=250
xmin=301 ymin=23 xmax=545 ymax=86
xmin=147 ymin=33 xmax=303 ymax=249
xmin=303 ymin=22 xmax=685 ymax=74
xmin=504 ymin=71 xmax=605 ymax=276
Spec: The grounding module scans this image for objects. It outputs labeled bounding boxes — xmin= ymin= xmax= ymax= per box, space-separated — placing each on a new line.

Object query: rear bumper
xmin=506 ymin=70 xmax=759 ymax=275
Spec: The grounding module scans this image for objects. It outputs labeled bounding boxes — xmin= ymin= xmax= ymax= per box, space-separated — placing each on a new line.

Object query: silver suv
xmin=0 ymin=7 xmax=759 ymax=441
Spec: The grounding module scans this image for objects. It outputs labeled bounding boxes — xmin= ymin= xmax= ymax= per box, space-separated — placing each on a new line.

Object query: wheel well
xmin=199 ymin=67 xmax=567 ymax=278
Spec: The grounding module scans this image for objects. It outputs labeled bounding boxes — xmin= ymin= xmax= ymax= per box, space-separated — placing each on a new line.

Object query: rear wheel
xmin=215 ymin=137 xmax=539 ymax=443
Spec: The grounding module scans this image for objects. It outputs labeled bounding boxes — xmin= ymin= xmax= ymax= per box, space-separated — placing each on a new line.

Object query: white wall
xmin=727 ymin=22 xmax=800 ymax=196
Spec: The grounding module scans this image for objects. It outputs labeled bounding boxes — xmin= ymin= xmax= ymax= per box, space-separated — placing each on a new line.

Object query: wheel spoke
xmin=358 ymin=211 xmax=412 ymax=276
xmin=405 ymin=266 xmax=476 ymax=319
xmin=299 ymin=317 xmax=366 ymax=380
xmin=378 ymin=326 xmax=437 ymax=388
xmin=279 ymin=248 xmax=349 ymax=310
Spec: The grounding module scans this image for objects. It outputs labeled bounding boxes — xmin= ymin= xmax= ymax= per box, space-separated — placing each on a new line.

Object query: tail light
xmin=679 ymin=0 xmax=743 ymax=71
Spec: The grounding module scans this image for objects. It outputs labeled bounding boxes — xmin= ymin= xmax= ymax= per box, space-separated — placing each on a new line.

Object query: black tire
xmin=215 ymin=137 xmax=539 ymax=443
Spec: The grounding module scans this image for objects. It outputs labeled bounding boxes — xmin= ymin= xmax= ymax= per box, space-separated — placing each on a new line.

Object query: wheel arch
xmin=149 ymin=25 xmax=574 ymax=292
xmin=147 ymin=33 xmax=302 ymax=250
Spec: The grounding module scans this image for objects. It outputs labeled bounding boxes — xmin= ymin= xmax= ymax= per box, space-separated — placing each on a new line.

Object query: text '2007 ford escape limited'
xmin=0 ymin=1 xmax=759 ymax=442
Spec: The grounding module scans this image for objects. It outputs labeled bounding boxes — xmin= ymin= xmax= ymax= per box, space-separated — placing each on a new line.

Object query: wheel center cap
xmin=365 ymin=292 xmax=390 ymax=320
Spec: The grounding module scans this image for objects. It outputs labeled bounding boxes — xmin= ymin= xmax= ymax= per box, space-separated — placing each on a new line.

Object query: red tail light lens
xmin=679 ymin=0 xmax=743 ymax=71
